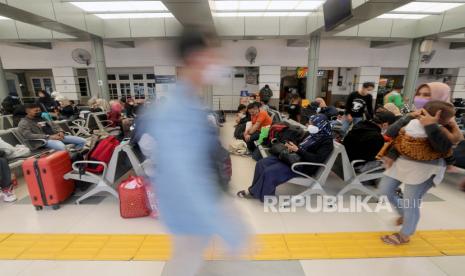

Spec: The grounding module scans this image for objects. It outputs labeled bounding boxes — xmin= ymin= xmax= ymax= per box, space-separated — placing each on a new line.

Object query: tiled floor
xmin=1 ymin=116 xmax=465 ymax=275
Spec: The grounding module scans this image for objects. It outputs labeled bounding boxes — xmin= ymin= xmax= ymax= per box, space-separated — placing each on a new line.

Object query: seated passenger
xmin=59 ymin=98 xmax=77 ymax=119
xmin=343 ymin=111 xmax=397 ymax=163
xmin=1 ymin=91 xmax=22 ymax=115
xmin=237 ymin=114 xmax=334 ymax=201
xmin=0 ymin=155 xmax=17 ymax=202
xmin=287 ymin=94 xmax=301 ymax=122
xmin=107 ymin=101 xmax=123 ymax=127
xmin=235 ymin=104 xmax=248 ymax=125
xmin=383 ymin=103 xmax=402 ymax=120
xmin=36 ymin=90 xmax=59 ymax=114
xmin=125 ymin=98 xmax=137 ymax=118
xmin=18 ymin=103 xmax=86 ymax=151
xmin=314 ymin=97 xmax=338 ymax=120
xmin=243 ymin=102 xmax=272 ymax=152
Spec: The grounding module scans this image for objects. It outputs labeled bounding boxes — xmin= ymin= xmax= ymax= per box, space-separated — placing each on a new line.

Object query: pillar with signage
xmin=91 ymin=37 xmax=109 ymax=101
xmin=0 ymin=56 xmax=9 ymax=100
xmin=52 ymin=67 xmax=80 ymax=101
xmin=306 ymin=34 xmax=320 ymax=101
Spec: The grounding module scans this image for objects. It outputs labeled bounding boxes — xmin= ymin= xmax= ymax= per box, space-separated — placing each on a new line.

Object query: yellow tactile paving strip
xmin=0 ymin=230 xmax=464 ymax=261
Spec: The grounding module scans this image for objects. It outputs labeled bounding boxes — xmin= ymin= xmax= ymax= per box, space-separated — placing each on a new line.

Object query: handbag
xmin=278 ymin=151 xmax=301 ymax=165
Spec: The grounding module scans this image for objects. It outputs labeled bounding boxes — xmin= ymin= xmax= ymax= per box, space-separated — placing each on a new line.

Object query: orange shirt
xmin=252 ymin=109 xmax=272 ymax=128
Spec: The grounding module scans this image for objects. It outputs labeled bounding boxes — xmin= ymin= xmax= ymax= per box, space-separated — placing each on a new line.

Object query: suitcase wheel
xmin=34 ymin=206 xmax=43 ymax=211
xmin=52 ymin=205 xmax=60 ymax=210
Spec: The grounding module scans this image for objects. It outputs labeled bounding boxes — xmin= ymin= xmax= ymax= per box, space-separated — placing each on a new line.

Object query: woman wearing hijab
xmin=237 ymin=114 xmax=334 ymax=201
xmin=379 ymin=82 xmax=463 ymax=245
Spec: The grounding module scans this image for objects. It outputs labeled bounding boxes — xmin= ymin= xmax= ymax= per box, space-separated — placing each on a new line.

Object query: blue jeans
xmin=341 ymin=116 xmax=363 ymax=134
xmin=378 ymin=175 xmax=434 ymax=236
xmin=46 ymin=135 xmax=86 ymax=151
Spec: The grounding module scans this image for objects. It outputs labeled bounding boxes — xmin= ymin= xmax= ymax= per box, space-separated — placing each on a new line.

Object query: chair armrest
xmin=27 ymin=138 xmax=47 ymax=148
xmin=291 ymin=162 xmax=327 ymax=179
xmin=72 ymin=160 xmax=108 ymax=177
xmin=99 ymin=120 xmax=114 ymax=128
xmin=350 ymin=159 xmax=367 ymax=168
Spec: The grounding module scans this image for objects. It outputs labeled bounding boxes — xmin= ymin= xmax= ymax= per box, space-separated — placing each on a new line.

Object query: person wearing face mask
xmin=18 ymin=103 xmax=86 ymax=151
xmin=413 ymin=82 xmax=451 ymax=110
xmin=345 ymin=82 xmax=375 ymax=123
xmin=343 ymin=111 xmax=397 ymax=164
xmin=237 ymin=114 xmax=334 ymax=201
xmin=147 ymin=28 xmax=248 ymax=276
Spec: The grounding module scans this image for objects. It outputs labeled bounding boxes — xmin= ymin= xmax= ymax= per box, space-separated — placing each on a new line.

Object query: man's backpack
xmin=86 ymin=136 xmax=120 ymax=174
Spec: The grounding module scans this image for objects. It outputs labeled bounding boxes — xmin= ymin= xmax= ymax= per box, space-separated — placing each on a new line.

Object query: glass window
xmin=133 ymin=74 xmax=144 ymax=80
xmin=32 ymin=78 xmax=42 ymax=93
xmin=119 ymin=74 xmax=130 ymax=80
xmin=107 ymin=74 xmax=116 ymax=80
xmin=146 ymin=74 xmax=155 ymax=80
xmin=120 ymin=83 xmax=131 ymax=99
xmin=134 ymin=83 xmax=145 ymax=99
xmin=109 ymin=83 xmax=118 ymax=100
xmin=147 ymin=83 xmax=156 ymax=99
xmin=78 ymin=77 xmax=88 ymax=97
xmin=43 ymin=78 xmax=53 ymax=94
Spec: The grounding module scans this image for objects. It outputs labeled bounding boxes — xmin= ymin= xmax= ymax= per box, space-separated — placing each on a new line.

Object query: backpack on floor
xmin=86 ymin=136 xmax=120 ymax=174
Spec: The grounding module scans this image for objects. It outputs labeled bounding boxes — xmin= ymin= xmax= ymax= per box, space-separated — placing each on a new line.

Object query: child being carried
xmin=395 ymin=100 xmax=456 ymax=161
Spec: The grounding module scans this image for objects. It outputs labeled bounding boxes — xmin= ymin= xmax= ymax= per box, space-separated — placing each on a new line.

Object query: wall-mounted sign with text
xmin=155 ymin=75 xmax=176 ymax=84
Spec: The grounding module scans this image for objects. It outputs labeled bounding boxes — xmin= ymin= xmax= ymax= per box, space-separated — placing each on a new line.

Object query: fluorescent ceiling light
xmin=70 ymin=1 xmax=168 ymax=12
xmin=211 ymin=0 xmax=324 ymax=11
xmin=0 ymin=16 xmax=10 ymax=20
xmin=296 ymin=1 xmax=325 ymax=10
xmin=268 ymin=1 xmax=299 ymax=10
xmin=95 ymin=13 xmax=173 ymax=19
xmin=214 ymin=1 xmax=239 ymax=11
xmin=239 ymin=1 xmax=269 ymax=10
xmin=214 ymin=11 xmax=310 ymax=17
xmin=378 ymin=13 xmax=429 ymax=19
xmin=393 ymin=2 xmax=463 ymax=13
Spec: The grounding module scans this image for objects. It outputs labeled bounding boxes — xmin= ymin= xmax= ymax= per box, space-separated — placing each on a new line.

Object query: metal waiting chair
xmin=336 ymin=145 xmax=382 ymax=200
xmin=64 ymin=143 xmax=137 ymax=204
xmin=87 ymin=112 xmax=121 ymax=136
xmin=0 ymin=115 xmax=14 ymax=130
xmin=286 ymin=141 xmax=345 ymax=204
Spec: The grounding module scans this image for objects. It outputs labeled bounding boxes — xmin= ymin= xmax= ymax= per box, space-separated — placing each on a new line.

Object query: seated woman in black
xmin=237 ymin=114 xmax=334 ymax=201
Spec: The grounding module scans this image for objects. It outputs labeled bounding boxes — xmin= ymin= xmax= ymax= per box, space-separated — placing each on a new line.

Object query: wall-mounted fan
xmin=421 ymin=50 xmax=436 ymax=64
xmin=245 ymin=46 xmax=257 ymax=64
xmin=71 ymin=48 xmax=91 ymax=66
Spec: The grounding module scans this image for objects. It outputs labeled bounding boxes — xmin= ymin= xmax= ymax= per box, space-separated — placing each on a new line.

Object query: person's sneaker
xmin=2 ymin=188 xmax=17 ymax=203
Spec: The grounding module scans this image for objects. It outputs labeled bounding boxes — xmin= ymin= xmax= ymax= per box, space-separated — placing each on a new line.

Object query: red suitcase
xmin=22 ymin=151 xmax=75 ymax=210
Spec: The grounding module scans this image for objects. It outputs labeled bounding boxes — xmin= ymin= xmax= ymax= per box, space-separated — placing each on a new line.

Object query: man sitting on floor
xmin=18 ymin=103 xmax=86 ymax=151
xmin=243 ymin=102 xmax=272 ymax=152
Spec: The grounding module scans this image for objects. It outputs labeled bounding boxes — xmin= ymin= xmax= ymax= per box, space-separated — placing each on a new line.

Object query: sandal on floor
xmin=381 ymin=233 xmax=410 ymax=245
xmin=237 ymin=190 xmax=252 ymax=199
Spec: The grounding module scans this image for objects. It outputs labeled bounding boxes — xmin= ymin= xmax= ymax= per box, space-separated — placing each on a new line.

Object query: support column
xmin=259 ymin=65 xmax=281 ymax=107
xmin=404 ymin=38 xmax=423 ymax=104
xmin=452 ymin=67 xmax=465 ymax=99
xmin=91 ymin=37 xmax=109 ymax=101
xmin=306 ymin=34 xmax=320 ymax=100
xmin=52 ymin=67 xmax=80 ymax=101
xmin=356 ymin=66 xmax=381 ymax=103
xmin=0 ymin=56 xmax=9 ymax=100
